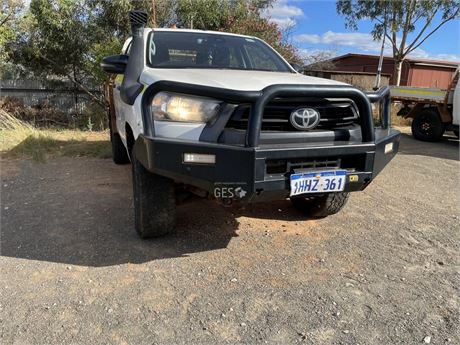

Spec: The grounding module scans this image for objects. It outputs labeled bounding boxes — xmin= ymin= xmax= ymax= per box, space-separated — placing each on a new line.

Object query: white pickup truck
xmin=101 ymin=11 xmax=400 ymax=238
xmin=392 ymin=68 xmax=459 ymax=141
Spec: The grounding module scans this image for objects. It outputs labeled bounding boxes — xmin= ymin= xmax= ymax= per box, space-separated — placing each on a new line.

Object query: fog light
xmin=384 ymin=142 xmax=394 ymax=154
xmin=183 ymin=153 xmax=216 ymax=164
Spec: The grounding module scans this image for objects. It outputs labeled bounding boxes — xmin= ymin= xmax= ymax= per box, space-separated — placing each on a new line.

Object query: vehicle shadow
xmin=0 ymin=148 xmax=242 ymax=266
xmin=0 ymin=195 xmax=242 ymax=267
xmin=398 ymin=132 xmax=459 ymax=161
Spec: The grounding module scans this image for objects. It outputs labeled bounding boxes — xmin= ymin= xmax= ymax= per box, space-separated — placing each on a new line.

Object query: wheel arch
xmin=406 ymin=103 xmax=452 ymax=123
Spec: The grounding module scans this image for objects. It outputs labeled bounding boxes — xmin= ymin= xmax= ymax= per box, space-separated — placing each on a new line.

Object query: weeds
xmin=0 ymin=96 xmax=108 ymax=131
xmin=0 ymin=109 xmax=111 ymax=162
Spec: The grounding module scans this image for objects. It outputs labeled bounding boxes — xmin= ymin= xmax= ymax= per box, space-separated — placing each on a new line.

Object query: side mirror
xmin=101 ymin=54 xmax=129 ymax=74
xmin=291 ymin=63 xmax=305 ymax=73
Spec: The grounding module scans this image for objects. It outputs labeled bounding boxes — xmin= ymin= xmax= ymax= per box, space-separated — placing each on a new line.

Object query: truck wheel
xmin=110 ymin=128 xmax=130 ymax=164
xmin=131 ymin=150 xmax=176 ymax=238
xmin=411 ymin=110 xmax=445 ymax=142
xmin=291 ymin=192 xmax=349 ymax=218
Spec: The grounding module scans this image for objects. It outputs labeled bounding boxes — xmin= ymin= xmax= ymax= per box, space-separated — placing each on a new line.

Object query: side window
xmin=244 ymin=44 xmax=278 ymax=71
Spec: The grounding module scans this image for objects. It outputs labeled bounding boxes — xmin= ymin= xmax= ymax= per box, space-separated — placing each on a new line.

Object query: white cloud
xmin=407 ymin=49 xmax=460 ymax=62
xmin=262 ymin=0 xmax=304 ymax=28
xmin=269 ymin=2 xmax=303 ymax=17
xmin=294 ymin=31 xmax=390 ymax=52
xmin=296 ymin=34 xmax=321 ymax=44
xmin=294 ymin=31 xmax=460 ymax=62
xmin=433 ymin=53 xmax=460 ymax=62
xmin=270 ymin=17 xmax=297 ymax=28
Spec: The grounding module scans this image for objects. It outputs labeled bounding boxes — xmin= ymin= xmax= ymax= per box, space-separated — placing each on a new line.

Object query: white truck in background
xmin=392 ymin=68 xmax=459 ymax=141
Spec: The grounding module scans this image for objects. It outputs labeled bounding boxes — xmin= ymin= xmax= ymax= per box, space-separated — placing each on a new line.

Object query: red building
xmin=329 ymin=53 xmax=459 ymax=89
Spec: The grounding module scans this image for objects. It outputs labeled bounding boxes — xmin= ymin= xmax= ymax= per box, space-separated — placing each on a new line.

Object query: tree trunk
xmin=394 ymin=59 xmax=403 ymax=86
xmin=151 ymin=0 xmax=156 ymax=27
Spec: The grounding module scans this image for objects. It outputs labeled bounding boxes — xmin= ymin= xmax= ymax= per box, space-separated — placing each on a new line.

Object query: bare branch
xmin=0 ymin=12 xmax=12 ymax=27
xmin=38 ymin=53 xmax=106 ymax=107
xmin=398 ymin=0 xmax=414 ymax=55
xmin=384 ymin=32 xmax=397 ymax=50
xmin=405 ymin=9 xmax=459 ymax=55
xmin=403 ymin=5 xmax=442 ymax=55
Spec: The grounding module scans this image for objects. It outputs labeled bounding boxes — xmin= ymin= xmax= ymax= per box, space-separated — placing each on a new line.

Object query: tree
xmin=6 ymin=0 xmax=106 ymax=105
xmin=337 ymin=0 xmax=460 ymax=85
xmin=166 ymin=0 xmax=301 ymax=63
xmin=303 ymin=51 xmax=337 ymax=71
xmin=0 ymin=0 xmax=25 ymax=78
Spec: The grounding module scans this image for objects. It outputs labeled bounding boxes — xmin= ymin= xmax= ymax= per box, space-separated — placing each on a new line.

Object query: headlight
xmin=152 ymin=92 xmax=221 ymax=123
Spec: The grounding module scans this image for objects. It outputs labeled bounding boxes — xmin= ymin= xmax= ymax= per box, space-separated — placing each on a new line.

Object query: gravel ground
xmin=0 ymin=130 xmax=459 ymax=345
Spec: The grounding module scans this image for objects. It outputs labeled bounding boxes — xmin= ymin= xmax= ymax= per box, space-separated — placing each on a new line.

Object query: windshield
xmin=147 ymin=31 xmax=293 ymax=73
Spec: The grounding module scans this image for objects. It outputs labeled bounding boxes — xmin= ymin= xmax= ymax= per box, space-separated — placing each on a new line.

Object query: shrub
xmin=0 ymin=97 xmax=108 ymax=130
xmin=0 ymin=96 xmax=67 ymax=127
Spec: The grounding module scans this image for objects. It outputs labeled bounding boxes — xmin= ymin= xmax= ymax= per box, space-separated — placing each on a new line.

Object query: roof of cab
xmin=147 ymin=28 xmax=257 ymax=40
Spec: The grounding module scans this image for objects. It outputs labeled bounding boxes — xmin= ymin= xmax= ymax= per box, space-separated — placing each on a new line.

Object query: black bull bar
xmin=140 ymin=81 xmax=392 ymax=146
xmin=135 ymin=81 xmax=398 ymax=202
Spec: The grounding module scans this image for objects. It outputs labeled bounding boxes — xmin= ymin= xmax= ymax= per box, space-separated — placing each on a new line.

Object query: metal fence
xmin=0 ymin=79 xmax=101 ymax=114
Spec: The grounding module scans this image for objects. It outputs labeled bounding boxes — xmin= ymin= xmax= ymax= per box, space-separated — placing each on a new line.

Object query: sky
xmin=262 ymin=0 xmax=460 ymax=62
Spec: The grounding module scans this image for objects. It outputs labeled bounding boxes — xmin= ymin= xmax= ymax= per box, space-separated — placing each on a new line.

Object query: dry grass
xmin=372 ymin=104 xmax=412 ymax=127
xmin=391 ymin=105 xmax=412 ymax=127
xmin=0 ymin=110 xmax=111 ymax=162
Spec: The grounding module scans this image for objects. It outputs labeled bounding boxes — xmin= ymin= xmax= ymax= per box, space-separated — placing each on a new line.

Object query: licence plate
xmin=290 ymin=170 xmax=346 ymax=196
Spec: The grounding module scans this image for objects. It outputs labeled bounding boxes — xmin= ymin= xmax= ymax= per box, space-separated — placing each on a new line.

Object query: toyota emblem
xmin=289 ymin=107 xmax=321 ymax=130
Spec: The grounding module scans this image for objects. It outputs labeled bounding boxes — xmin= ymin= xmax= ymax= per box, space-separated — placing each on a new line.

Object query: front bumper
xmin=135 ymin=82 xmax=400 ymax=202
xmin=134 ymin=128 xmax=400 ymax=202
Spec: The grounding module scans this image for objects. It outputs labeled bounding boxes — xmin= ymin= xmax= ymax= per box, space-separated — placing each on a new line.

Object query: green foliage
xmin=229 ymin=13 xmax=303 ymax=65
xmin=0 ymin=0 xmax=26 ymax=78
xmin=0 ymin=1 xmax=24 ymax=50
xmin=176 ymin=0 xmax=248 ymax=30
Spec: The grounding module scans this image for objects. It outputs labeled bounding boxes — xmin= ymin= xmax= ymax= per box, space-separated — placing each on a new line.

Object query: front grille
xmin=267 ymin=158 xmax=340 ymax=174
xmin=266 ymin=154 xmax=366 ymax=175
xmin=226 ymin=98 xmax=359 ymax=132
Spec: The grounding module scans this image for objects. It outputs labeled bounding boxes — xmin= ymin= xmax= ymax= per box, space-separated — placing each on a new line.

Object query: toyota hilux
xmin=101 ymin=11 xmax=400 ymax=238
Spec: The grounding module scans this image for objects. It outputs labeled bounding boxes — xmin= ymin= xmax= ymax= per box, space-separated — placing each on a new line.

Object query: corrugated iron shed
xmin=327 ymin=53 xmax=459 ymax=89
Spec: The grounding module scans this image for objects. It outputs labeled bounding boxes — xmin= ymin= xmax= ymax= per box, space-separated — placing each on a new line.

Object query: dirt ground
xmin=1 ymin=130 xmax=459 ymax=345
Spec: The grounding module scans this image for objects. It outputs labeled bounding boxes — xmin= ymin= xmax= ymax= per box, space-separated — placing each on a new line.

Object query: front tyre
xmin=411 ymin=110 xmax=445 ymax=142
xmin=132 ymin=150 xmax=176 ymax=238
xmin=291 ymin=192 xmax=349 ymax=218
